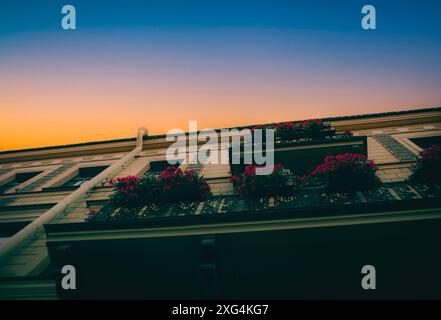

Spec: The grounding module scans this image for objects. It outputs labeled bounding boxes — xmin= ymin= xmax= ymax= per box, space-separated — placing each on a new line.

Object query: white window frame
xmin=0 ymin=165 xmax=57 ymax=194
xmin=392 ymin=130 xmax=441 ymax=155
xmin=40 ymin=160 xmax=116 ymax=189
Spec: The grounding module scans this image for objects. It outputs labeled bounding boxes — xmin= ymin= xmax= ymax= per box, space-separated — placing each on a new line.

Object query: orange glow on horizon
xmin=1 ymin=63 xmax=439 ymax=151
xmin=1 ymin=94 xmax=438 ymax=152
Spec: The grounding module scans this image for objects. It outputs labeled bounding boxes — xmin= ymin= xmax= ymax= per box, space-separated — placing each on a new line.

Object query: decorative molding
xmin=46 ymin=207 xmax=441 ymax=243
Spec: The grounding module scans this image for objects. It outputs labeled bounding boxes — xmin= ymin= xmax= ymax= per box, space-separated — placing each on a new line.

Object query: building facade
xmin=0 ymin=107 xmax=441 ymax=299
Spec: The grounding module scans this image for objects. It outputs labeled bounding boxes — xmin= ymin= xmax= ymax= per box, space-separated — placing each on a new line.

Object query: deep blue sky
xmin=1 ymin=0 xmax=441 ymax=36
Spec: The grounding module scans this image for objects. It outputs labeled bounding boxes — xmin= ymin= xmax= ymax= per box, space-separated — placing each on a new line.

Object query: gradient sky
xmin=1 ymin=0 xmax=441 ymax=151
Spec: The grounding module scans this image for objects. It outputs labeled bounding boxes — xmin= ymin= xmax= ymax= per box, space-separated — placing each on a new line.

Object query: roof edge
xmin=1 ymin=106 xmax=440 ymax=156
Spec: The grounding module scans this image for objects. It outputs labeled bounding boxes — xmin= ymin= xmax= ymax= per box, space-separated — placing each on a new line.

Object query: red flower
xmin=303 ymin=153 xmax=379 ymax=191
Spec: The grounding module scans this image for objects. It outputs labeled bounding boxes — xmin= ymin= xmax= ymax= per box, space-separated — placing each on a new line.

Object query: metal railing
xmin=88 ymin=182 xmax=441 ymax=223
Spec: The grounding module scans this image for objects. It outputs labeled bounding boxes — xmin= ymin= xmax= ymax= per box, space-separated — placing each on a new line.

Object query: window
xmin=0 ymin=171 xmax=41 ymax=194
xmin=410 ymin=136 xmax=441 ymax=150
xmin=149 ymin=160 xmax=183 ymax=175
xmin=62 ymin=166 xmax=108 ymax=187
xmin=0 ymin=221 xmax=29 ymax=246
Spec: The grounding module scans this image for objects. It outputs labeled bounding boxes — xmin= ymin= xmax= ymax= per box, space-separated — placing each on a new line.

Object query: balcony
xmin=86 ymin=182 xmax=441 ymax=223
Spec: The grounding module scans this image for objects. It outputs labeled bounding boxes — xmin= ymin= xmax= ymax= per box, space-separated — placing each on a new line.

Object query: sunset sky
xmin=1 ymin=0 xmax=441 ymax=151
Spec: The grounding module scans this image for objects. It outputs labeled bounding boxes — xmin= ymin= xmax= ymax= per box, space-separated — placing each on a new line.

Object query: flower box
xmin=303 ymin=153 xmax=381 ymax=192
xmin=108 ymin=166 xmax=211 ymax=208
xmin=274 ymin=119 xmax=336 ymax=142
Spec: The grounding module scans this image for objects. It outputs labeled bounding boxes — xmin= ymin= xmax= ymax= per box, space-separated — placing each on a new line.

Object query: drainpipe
xmin=0 ymin=127 xmax=148 ymax=258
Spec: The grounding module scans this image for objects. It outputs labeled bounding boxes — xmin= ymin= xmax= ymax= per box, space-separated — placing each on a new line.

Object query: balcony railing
xmin=88 ymin=182 xmax=441 ymax=223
